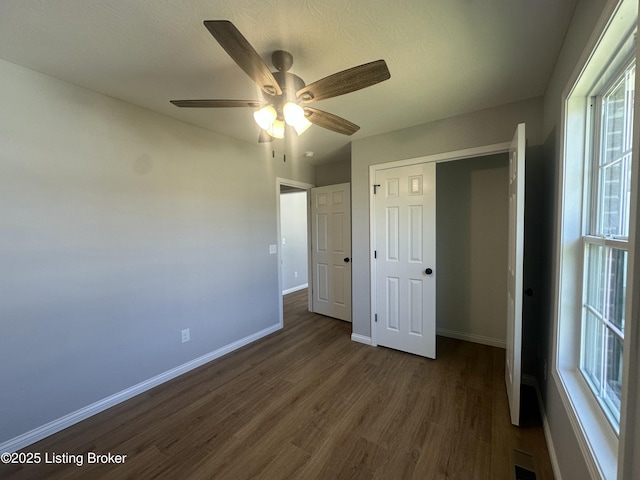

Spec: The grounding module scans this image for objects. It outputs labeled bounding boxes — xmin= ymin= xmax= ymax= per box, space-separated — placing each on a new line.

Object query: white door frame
xmin=369 ymin=142 xmax=511 ymax=347
xmin=276 ymin=177 xmax=315 ymax=327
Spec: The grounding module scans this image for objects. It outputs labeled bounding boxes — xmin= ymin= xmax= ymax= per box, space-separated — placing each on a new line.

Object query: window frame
xmin=579 ymin=57 xmax=635 ymax=433
xmin=554 ymin=2 xmax=637 ymax=478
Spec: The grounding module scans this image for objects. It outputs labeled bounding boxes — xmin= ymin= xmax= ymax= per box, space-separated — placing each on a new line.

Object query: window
xmin=556 ymin=2 xmax=637 ymax=477
xmin=581 ymin=60 xmax=635 ymax=430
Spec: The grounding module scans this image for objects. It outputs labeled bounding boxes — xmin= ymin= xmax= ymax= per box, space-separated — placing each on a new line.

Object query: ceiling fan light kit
xmin=254 ymin=102 xmax=309 ymax=138
xmin=292 ymin=117 xmax=312 ymax=136
xmin=253 ymin=105 xmax=277 ymax=130
xmin=268 ymin=119 xmax=286 ymax=139
xmin=283 ymin=102 xmax=312 ymax=134
xmin=170 ymin=20 xmax=391 ymax=144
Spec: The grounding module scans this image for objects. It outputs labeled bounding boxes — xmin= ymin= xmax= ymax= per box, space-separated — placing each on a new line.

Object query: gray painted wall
xmin=0 ymin=59 xmax=314 ymax=444
xmin=280 ymin=191 xmax=308 ymax=293
xmin=316 ymin=158 xmax=351 ymax=186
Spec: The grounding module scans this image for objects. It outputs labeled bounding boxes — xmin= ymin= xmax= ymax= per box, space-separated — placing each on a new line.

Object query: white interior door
xmin=506 ymin=123 xmax=525 ymax=426
xmin=310 ymin=183 xmax=352 ymax=321
xmin=374 ymin=163 xmax=436 ymax=358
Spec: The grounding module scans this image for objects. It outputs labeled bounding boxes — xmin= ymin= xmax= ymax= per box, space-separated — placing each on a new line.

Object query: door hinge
xmin=373 ymin=184 xmax=381 ymax=194
xmin=374 ymin=250 xmax=377 ymax=259
xmin=375 ymin=314 xmax=378 ymax=323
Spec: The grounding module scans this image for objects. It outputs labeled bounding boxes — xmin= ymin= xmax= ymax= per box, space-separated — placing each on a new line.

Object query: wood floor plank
xmin=1 ymin=289 xmax=554 ymax=479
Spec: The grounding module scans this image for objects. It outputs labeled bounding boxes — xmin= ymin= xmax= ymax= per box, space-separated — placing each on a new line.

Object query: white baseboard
xmin=352 ymin=329 xmax=502 ymax=349
xmin=282 ymin=283 xmax=309 ymax=295
xmin=351 ymin=333 xmax=372 ymax=346
xmin=523 ymin=375 xmax=563 ymax=480
xmin=436 ymin=327 xmax=506 ymax=349
xmin=0 ymin=323 xmax=282 ymax=454
xmin=282 ymin=283 xmax=308 ymax=295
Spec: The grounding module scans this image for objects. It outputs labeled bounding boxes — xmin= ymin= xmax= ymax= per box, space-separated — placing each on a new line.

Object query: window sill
xmin=554 ymin=368 xmax=618 ymax=479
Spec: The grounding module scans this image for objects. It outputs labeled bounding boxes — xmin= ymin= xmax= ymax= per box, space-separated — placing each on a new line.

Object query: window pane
xmin=602 ymin=77 xmax=626 ymax=164
xmin=604 ymin=330 xmax=623 ymax=421
xmin=584 ymin=244 xmax=627 ymax=332
xmin=607 ymin=248 xmax=627 ymax=332
xmin=598 ymin=154 xmax=632 ymax=236
xmin=596 ymin=63 xmax=634 ymax=238
xmin=582 ymin=310 xmax=603 ymax=391
xmin=585 ymin=244 xmax=605 ymax=315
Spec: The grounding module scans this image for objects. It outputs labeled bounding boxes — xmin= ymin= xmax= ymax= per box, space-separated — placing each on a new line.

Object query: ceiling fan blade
xmin=303 ymin=107 xmax=360 ymax=135
xmin=296 ymin=60 xmax=390 ymax=103
xmin=258 ymin=130 xmax=274 ymax=143
xmin=204 ymin=20 xmax=282 ymax=97
xmin=170 ymin=99 xmax=265 ymax=108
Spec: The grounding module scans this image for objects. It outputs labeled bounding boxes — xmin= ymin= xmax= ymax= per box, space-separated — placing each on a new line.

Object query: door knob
xmin=425 ymin=268 xmax=433 ymax=275
xmin=344 ymin=257 xmax=351 ymax=263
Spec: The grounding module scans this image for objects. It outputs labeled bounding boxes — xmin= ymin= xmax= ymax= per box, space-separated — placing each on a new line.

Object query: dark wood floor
xmin=1 ymin=289 xmax=554 ymax=479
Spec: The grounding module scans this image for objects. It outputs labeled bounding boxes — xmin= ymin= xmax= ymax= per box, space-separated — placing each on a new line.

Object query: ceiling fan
xmin=170 ymin=20 xmax=391 ymax=142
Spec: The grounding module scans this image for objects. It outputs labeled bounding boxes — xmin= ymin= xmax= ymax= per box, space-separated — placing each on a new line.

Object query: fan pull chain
xmin=270 ymin=149 xmax=286 ymax=162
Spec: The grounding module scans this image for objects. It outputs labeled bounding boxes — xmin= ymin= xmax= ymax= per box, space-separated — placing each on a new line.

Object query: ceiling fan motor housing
xmin=271 ymin=50 xmax=293 ymax=72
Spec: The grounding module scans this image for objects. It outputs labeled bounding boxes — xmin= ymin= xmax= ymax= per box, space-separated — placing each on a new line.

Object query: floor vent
xmin=513 ymin=450 xmax=537 ymax=480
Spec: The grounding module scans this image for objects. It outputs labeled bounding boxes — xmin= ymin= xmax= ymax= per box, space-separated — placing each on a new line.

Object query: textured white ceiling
xmin=0 ymin=0 xmax=577 ymax=164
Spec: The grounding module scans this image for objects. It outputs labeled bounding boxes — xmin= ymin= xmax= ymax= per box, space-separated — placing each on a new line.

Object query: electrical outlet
xmin=294 ymin=271 xmax=298 ymax=278
xmin=181 ymin=328 xmax=190 ymax=343
xmin=269 ymin=244 xmax=277 ymax=254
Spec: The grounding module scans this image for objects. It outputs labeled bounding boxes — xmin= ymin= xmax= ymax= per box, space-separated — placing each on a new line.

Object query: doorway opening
xmin=276 ymin=178 xmax=314 ymax=328
xmin=280 ymin=185 xmax=309 ymax=295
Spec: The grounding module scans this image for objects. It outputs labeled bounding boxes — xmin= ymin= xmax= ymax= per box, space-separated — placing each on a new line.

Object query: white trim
xmin=436 ymin=328 xmax=506 ymax=349
xmin=369 ymin=169 xmax=378 ymax=347
xmin=369 ymin=141 xmax=512 ymax=350
xmin=282 ymin=283 xmax=308 ymax=295
xmin=372 ymin=142 xmax=511 ymax=172
xmin=0 ymin=323 xmax=281 ymax=454
xmin=553 ymin=369 xmax=617 ymax=479
xmin=351 ymin=333 xmax=372 ymax=346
